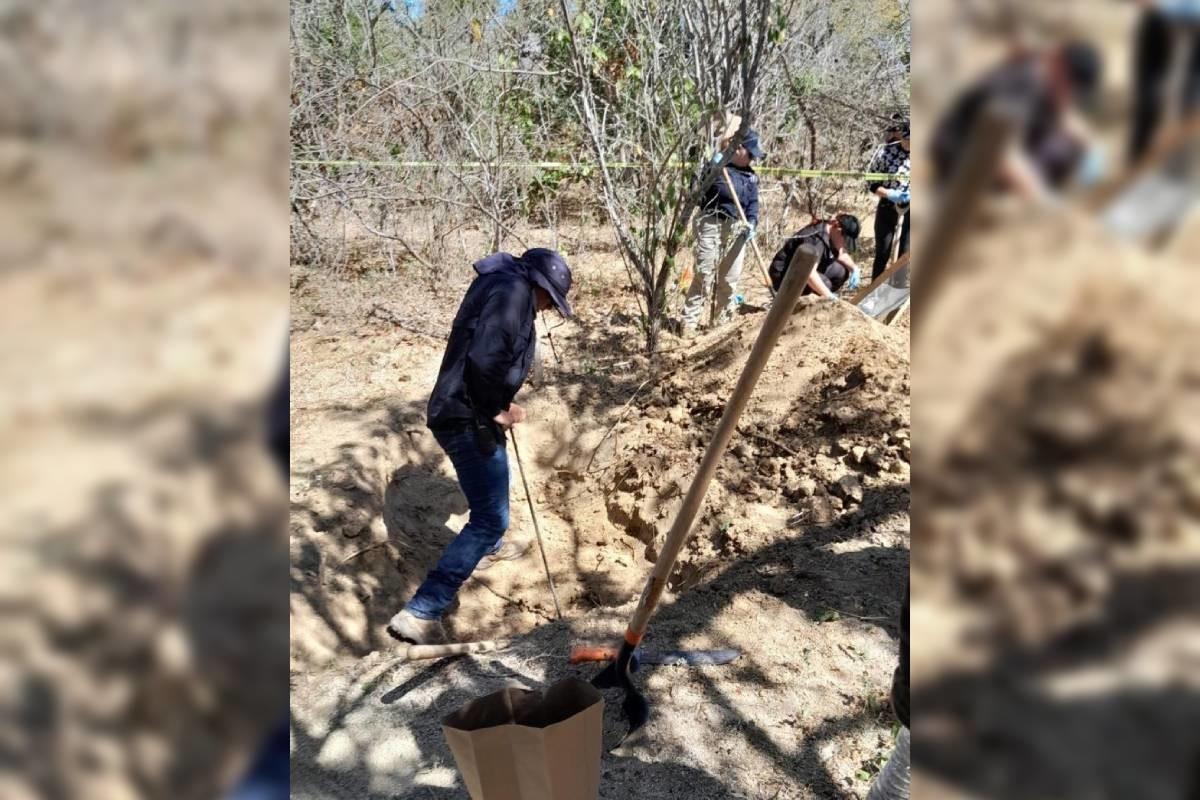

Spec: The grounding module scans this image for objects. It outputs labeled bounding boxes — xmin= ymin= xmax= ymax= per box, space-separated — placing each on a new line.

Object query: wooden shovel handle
xmin=402 ymin=640 xmax=507 ymax=661
xmin=621 ymin=239 xmax=822 ymax=648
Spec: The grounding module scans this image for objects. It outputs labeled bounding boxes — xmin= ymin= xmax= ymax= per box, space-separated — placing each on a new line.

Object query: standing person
xmin=865 ymin=118 xmax=911 ymax=282
xmin=388 ymin=248 xmax=573 ymax=646
xmin=680 ymin=130 xmax=764 ymax=335
xmin=767 ymin=213 xmax=862 ymax=299
xmin=1129 ymin=0 xmax=1200 ymax=164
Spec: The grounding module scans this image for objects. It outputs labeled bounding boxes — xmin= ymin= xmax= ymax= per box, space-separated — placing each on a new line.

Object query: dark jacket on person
xmin=699 ymin=163 xmax=760 ymax=226
xmin=426 ymin=255 xmax=537 ymax=436
xmin=768 ymin=222 xmax=843 ymax=293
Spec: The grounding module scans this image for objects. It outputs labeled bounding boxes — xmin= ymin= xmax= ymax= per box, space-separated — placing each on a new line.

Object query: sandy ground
xmin=0 ymin=3 xmax=289 ymax=798
xmin=289 ymin=224 xmax=910 ymax=798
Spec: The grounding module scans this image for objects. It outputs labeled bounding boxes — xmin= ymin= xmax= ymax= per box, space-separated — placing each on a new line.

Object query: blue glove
xmin=885 ymin=188 xmax=907 ymax=204
xmin=1076 ymin=146 xmax=1106 ymax=187
xmin=746 ymin=223 xmax=757 ymax=241
xmin=897 ymin=190 xmax=911 ymax=205
xmin=846 ymin=269 xmax=861 ymax=291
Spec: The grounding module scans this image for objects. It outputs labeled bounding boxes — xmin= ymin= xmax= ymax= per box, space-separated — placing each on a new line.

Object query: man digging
xmin=388 ymin=248 xmax=573 ymax=646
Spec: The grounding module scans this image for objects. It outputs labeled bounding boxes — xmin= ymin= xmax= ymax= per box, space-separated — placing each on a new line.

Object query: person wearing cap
xmin=865 ymin=118 xmax=911 ymax=281
xmin=680 ymin=129 xmax=764 ymax=335
xmin=388 ymin=248 xmax=573 ymax=645
xmin=930 ymin=40 xmax=1103 ymax=202
xmin=767 ymin=214 xmax=863 ymax=300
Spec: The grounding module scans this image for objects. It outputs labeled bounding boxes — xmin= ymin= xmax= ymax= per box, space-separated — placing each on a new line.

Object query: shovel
xmin=592 ymin=237 xmax=823 ymax=744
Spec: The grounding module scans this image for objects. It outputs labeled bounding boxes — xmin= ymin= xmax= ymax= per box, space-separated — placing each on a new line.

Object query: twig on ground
xmin=737 ymin=426 xmax=801 ymax=458
xmin=583 ymin=372 xmax=662 ymax=473
xmin=341 ymin=540 xmax=397 ymax=564
xmin=472 ymin=576 xmax=558 ymax=622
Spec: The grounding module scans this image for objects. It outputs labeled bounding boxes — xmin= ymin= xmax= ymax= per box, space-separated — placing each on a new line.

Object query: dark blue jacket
xmin=699 ymin=164 xmax=759 ymax=226
xmin=427 ymin=255 xmax=537 ymax=431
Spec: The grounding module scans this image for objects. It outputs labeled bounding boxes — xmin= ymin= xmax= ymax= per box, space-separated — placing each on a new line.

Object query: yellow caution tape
xmin=291 ymin=158 xmax=895 ymax=181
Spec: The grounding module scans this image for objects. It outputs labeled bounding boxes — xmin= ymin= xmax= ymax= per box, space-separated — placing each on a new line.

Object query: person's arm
xmin=836 ymin=250 xmax=861 ymax=274
xmin=464 ymin=283 xmax=532 ymax=424
xmin=1000 ymin=145 xmax=1055 ymax=203
xmin=808 ymin=269 xmax=837 ymax=299
xmin=1060 ymin=107 xmax=1094 ymax=148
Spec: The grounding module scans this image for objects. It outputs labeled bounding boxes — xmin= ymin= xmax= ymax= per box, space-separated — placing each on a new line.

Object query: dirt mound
xmin=594 ymin=298 xmax=910 ymax=589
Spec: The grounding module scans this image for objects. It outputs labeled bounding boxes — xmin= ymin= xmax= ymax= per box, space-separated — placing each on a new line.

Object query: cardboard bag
xmin=441 ymin=678 xmax=603 ymax=800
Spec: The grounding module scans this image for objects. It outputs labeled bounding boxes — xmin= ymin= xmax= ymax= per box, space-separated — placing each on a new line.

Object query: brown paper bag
xmin=441 ymin=678 xmax=603 ymax=800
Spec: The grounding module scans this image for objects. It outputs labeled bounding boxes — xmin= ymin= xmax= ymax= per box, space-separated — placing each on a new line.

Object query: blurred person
xmin=680 ymin=129 xmax=764 ymax=335
xmin=930 ymin=39 xmax=1104 ymax=202
xmin=865 ymin=117 xmax=912 ymax=281
xmin=1129 ymin=0 xmax=1200 ymax=163
xmin=867 ymin=582 xmax=910 ymax=800
xmin=387 ymin=249 xmax=573 ymax=646
xmin=767 ymin=213 xmax=862 ymax=299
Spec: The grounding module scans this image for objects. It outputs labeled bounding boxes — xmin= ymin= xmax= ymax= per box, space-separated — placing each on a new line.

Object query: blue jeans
xmin=405 ymin=427 xmax=510 ymax=620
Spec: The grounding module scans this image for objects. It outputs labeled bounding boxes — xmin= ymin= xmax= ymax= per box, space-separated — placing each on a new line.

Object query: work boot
xmin=476 ymin=539 xmax=532 ymax=571
xmin=386 ymin=609 xmax=447 ymax=645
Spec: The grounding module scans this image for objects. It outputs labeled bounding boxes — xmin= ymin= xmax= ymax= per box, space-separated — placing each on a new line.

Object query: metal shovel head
xmin=858 ymin=282 xmax=910 ymax=320
xmin=1101 ymin=169 xmax=1197 ymax=244
xmin=592 ymin=641 xmax=650 ymax=743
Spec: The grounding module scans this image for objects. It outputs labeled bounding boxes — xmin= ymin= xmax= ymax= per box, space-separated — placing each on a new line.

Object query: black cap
xmin=521 ymin=248 xmax=573 ymax=317
xmin=835 ymin=214 xmax=861 ymax=253
xmin=742 ymin=129 xmax=765 ymax=160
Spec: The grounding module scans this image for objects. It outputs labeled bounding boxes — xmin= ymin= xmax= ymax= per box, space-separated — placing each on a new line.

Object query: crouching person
xmin=767 ymin=214 xmax=862 ymax=301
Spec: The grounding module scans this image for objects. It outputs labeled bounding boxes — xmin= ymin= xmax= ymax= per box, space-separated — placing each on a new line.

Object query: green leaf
xmin=575 ymin=12 xmax=593 ymax=35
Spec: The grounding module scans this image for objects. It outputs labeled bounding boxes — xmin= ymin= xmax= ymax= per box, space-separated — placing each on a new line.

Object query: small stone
xmin=795 ymin=476 xmax=817 ymax=497
xmin=887 ymin=460 xmax=905 ymax=474
xmin=851 ymin=445 xmax=867 ymax=464
xmin=804 ymin=494 xmax=837 ymax=524
xmin=668 ymin=407 xmax=688 ymax=425
xmin=831 ymin=475 xmax=863 ymax=505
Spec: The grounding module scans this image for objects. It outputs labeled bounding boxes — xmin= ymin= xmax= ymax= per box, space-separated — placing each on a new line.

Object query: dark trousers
xmin=872 ymin=201 xmax=910 ymax=281
xmin=1130 ymin=9 xmax=1200 ymax=164
xmin=406 ymin=427 xmax=510 ymax=620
